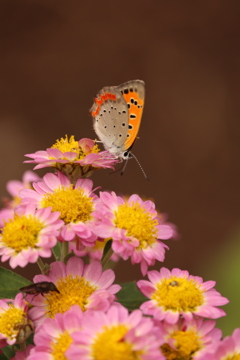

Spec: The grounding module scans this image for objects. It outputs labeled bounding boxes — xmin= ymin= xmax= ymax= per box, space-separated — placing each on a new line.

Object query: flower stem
xmin=19 ymin=341 xmax=26 ymax=351
xmin=37 ymin=258 xmax=46 ymax=273
xmin=61 ymin=241 xmax=69 ymax=263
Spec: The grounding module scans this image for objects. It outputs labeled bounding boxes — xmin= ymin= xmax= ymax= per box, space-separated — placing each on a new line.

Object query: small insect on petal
xmin=20 ymin=281 xmax=60 ymax=296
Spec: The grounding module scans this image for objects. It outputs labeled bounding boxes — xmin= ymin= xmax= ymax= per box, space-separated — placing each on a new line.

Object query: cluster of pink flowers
xmin=0 ymin=164 xmax=176 ymax=274
xmin=0 ymin=136 xmax=237 ymax=359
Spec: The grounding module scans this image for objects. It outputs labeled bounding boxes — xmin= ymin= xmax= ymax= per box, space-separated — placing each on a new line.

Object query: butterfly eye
xmin=122 ymin=151 xmax=129 ymax=160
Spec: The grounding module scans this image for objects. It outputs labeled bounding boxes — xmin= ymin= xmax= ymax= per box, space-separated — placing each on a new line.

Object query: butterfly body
xmin=91 ymin=80 xmax=145 ymax=160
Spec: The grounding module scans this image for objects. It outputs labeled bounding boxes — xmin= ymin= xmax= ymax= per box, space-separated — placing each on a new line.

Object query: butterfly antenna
xmin=121 ymin=152 xmax=150 ymax=181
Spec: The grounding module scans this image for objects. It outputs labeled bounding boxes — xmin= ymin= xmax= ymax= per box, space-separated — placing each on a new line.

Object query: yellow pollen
xmin=160 ymin=329 xmax=202 ymax=360
xmin=51 ymin=135 xmax=80 ymax=156
xmin=40 ymin=185 xmax=93 ymax=223
xmin=91 ymin=324 xmax=143 ymax=360
xmin=1 ymin=215 xmax=44 ymax=252
xmin=51 ymin=331 xmax=72 ymax=360
xmin=152 ymin=276 xmax=204 ymax=313
xmin=91 ymin=144 xmax=100 ymax=154
xmin=222 ymin=355 xmax=240 ymax=360
xmin=51 ymin=135 xmax=100 ymax=160
xmin=0 ymin=305 xmax=26 ymax=341
xmin=45 ymin=275 xmax=97 ymax=318
xmin=114 ymin=202 xmax=158 ymax=247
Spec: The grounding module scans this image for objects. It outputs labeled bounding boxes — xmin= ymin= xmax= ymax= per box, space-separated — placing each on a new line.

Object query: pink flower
xmin=156 ymin=318 xmax=222 ymax=359
xmin=77 ymin=138 xmax=118 ymax=168
xmin=0 ymin=293 xmax=33 ymax=345
xmin=27 ymin=257 xmax=121 ymax=327
xmin=94 ymin=191 xmax=176 ymax=275
xmin=137 ymin=267 xmax=229 ymax=324
xmin=24 ymin=136 xmax=118 ymax=172
xmin=0 ymin=203 xmax=63 ymax=268
xmin=20 ymin=172 xmax=99 ymax=245
xmin=5 ymin=170 xmax=40 ymax=201
xmin=215 ymin=328 xmax=240 ymax=359
xmin=0 ymin=170 xmax=40 ymax=227
xmin=66 ymin=305 xmax=164 ymax=360
xmin=27 ymin=305 xmax=83 ymax=360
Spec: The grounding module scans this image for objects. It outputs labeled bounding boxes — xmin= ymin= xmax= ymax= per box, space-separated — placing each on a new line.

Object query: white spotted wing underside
xmin=91 ymin=86 xmax=129 ymax=157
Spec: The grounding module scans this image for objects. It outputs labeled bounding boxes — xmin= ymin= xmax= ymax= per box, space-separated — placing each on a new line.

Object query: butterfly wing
xmin=91 ymin=86 xmax=129 ymax=157
xmin=117 ymin=80 xmax=145 ymax=151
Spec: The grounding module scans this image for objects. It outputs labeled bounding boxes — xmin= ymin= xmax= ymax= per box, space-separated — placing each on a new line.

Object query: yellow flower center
xmin=114 ymin=202 xmax=158 ymax=247
xmin=222 ymin=355 xmax=240 ymax=360
xmin=224 ymin=355 xmax=240 ymax=360
xmin=91 ymin=324 xmax=143 ymax=360
xmin=40 ymin=185 xmax=93 ymax=223
xmin=0 ymin=305 xmax=26 ymax=341
xmin=45 ymin=275 xmax=97 ymax=318
xmin=161 ymin=329 xmax=202 ymax=359
xmin=51 ymin=135 xmax=100 ymax=160
xmin=51 ymin=135 xmax=79 ymax=154
xmin=51 ymin=331 xmax=73 ymax=360
xmin=1 ymin=215 xmax=44 ymax=252
xmin=152 ymin=277 xmax=204 ymax=312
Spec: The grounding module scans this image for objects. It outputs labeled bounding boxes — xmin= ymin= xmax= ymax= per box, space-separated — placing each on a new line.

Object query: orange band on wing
xmin=122 ymin=91 xmax=144 ymax=150
xmin=91 ymin=92 xmax=117 ymax=117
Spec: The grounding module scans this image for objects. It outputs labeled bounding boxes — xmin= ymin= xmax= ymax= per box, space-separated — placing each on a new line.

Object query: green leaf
xmin=0 ymin=267 xmax=31 ymax=299
xmin=205 ymin=228 xmax=240 ymax=336
xmin=101 ymin=240 xmax=112 ymax=261
xmin=101 ymin=240 xmax=114 ymax=270
xmin=52 ymin=242 xmax=61 ymax=261
xmin=117 ymin=282 xmax=148 ymax=311
xmin=0 ymin=352 xmax=8 ymax=360
xmin=1 ymin=346 xmax=15 ymax=359
xmin=26 ymin=333 xmax=34 ymax=346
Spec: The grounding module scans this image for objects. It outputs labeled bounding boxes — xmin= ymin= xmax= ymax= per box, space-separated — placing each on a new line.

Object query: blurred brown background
xmin=0 ymin=0 xmax=240 ymax=334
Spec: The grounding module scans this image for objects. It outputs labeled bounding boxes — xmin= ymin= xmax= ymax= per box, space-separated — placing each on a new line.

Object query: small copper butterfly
xmin=91 ymin=80 xmax=145 ymax=161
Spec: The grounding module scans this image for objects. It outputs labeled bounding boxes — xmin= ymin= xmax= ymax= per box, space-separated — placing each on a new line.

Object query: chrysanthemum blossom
xmin=20 ymin=171 xmax=99 ymax=245
xmin=66 ymin=305 xmax=164 ymax=360
xmin=24 ymin=135 xmax=118 ymax=175
xmin=27 ymin=305 xmax=83 ymax=360
xmin=0 ymin=203 xmax=63 ymax=268
xmin=0 ymin=293 xmax=33 ymax=345
xmin=0 ymin=170 xmax=40 ymax=227
xmin=137 ymin=267 xmax=229 ymax=324
xmin=94 ymin=191 xmax=176 ymax=275
xmin=156 ymin=318 xmax=222 ymax=359
xmin=27 ymin=257 xmax=121 ymax=327
xmin=214 ymin=328 xmax=240 ymax=359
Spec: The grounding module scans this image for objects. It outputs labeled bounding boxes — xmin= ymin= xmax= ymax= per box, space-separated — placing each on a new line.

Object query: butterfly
xmin=91 ymin=80 xmax=145 ymax=162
